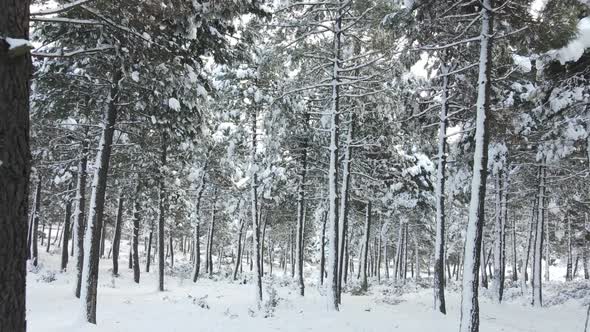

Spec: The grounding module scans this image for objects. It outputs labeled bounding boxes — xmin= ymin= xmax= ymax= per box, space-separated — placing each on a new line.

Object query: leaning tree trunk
xmin=233 ymin=220 xmax=246 ymax=280
xmin=532 ymin=164 xmax=546 ymax=307
xmin=74 ymin=139 xmax=89 ymax=298
xmin=31 ymin=177 xmax=42 ymax=266
xmin=111 ymin=194 xmax=124 ymax=276
xmin=80 ymin=68 xmax=122 ymax=324
xmin=157 ymin=135 xmax=167 ymax=292
xmin=0 ymin=1 xmax=32 ymax=329
xmin=360 ymin=202 xmax=371 ymax=292
xmin=433 ymin=63 xmax=450 ymax=314
xmin=132 ymin=184 xmax=141 ymax=284
xmin=459 ymin=1 xmax=493 ymax=331
xmin=61 ymin=184 xmax=74 ymax=271
xmin=326 ymin=2 xmax=343 ymax=311
xmin=250 ymin=108 xmax=263 ymax=308
xmin=295 ymin=115 xmax=308 ymax=295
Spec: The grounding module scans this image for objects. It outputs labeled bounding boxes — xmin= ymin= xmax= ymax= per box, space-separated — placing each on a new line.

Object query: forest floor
xmin=28 ymin=251 xmax=590 ymax=332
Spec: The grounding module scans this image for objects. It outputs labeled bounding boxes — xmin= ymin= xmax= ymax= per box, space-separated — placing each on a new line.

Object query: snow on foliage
xmin=168 ymin=97 xmax=181 ymax=111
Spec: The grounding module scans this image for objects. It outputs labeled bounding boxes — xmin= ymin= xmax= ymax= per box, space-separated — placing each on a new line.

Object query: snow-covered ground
xmin=28 ymin=251 xmax=589 ymax=332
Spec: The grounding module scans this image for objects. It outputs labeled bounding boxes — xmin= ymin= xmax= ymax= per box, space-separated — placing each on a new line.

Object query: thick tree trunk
xmin=74 ymin=140 xmax=88 ymax=298
xmin=80 ymin=68 xmax=122 ymax=324
xmin=0 ymin=1 xmax=32 ymax=329
xmin=111 ymin=194 xmax=124 ymax=276
xmin=361 ymin=202 xmax=371 ymax=292
xmin=61 ymin=185 xmax=74 ymax=271
xmin=99 ymin=222 xmax=106 ymax=258
xmin=459 ymin=1 xmax=493 ymax=331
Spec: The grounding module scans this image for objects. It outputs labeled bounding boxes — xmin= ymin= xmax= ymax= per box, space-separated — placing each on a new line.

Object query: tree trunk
xmin=111 ymin=194 xmax=124 ymax=276
xmin=361 ymin=202 xmax=371 ymax=292
xmin=206 ymin=189 xmax=217 ymax=275
xmin=493 ymin=170 xmax=505 ymax=303
xmin=46 ymin=222 xmax=52 ymax=252
xmin=459 ymin=1 xmax=493 ymax=331
xmin=250 ymin=108 xmax=263 ymax=308
xmin=532 ymin=165 xmax=546 ymax=307
xmin=31 ymin=178 xmax=42 ymax=266
xmin=512 ymin=211 xmax=518 ymax=282
xmin=146 ymin=222 xmax=153 ymax=273
xmin=99 ymin=222 xmax=106 ymax=258
xmin=233 ymin=220 xmax=246 ymax=280
xmin=337 ymin=114 xmax=354 ymax=302
xmin=566 ymin=214 xmax=573 ymax=281
xmin=158 ymin=135 xmax=167 ymax=292
xmin=61 ymin=185 xmax=74 ymax=271
xmin=80 ymin=68 xmax=122 ymax=324
xmin=295 ymin=120 xmax=308 ymax=295
xmin=320 ymin=211 xmax=327 ymax=285
xmin=192 ymin=223 xmax=201 ymax=282
xmin=132 ymin=185 xmax=141 ymax=284
xmin=74 ymin=139 xmax=89 ymax=298
xmin=0 ymin=1 xmax=32 ymax=329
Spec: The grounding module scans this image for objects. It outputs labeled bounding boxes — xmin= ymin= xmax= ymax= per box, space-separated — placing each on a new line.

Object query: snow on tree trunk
xmin=532 ymin=165 xmax=546 ymax=307
xmin=74 ymin=139 xmax=88 ymax=298
xmin=459 ymin=1 xmax=493 ymax=331
xmin=250 ymin=108 xmax=263 ymax=308
xmin=61 ymin=184 xmax=74 ymax=271
xmin=80 ymin=68 xmax=122 ymax=324
xmin=325 ymin=2 xmax=343 ymax=311
xmin=433 ymin=63 xmax=449 ymax=314
xmin=337 ymin=114 xmax=354 ymax=302
xmin=111 ymin=194 xmax=124 ymax=276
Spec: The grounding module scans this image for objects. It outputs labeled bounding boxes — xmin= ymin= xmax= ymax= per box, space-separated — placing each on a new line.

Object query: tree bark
xmin=233 ymin=220 xmax=246 ymax=280
xmin=157 ymin=135 xmax=167 ymax=292
xmin=132 ymin=185 xmax=141 ymax=283
xmin=295 ymin=118 xmax=308 ymax=295
xmin=361 ymin=202 xmax=371 ymax=292
xmin=111 ymin=194 xmax=124 ymax=276
xmin=31 ymin=178 xmax=42 ymax=266
xmin=532 ymin=165 xmax=546 ymax=307
xmin=493 ymin=170 xmax=505 ymax=303
xmin=459 ymin=1 xmax=493 ymax=330
xmin=74 ymin=139 xmax=88 ymax=298
xmin=80 ymin=68 xmax=122 ymax=323
xmin=320 ymin=211 xmax=327 ymax=285
xmin=0 ymin=1 xmax=31 ymax=329
xmin=337 ymin=114 xmax=354 ymax=302
xmin=250 ymin=108 xmax=263 ymax=308
xmin=146 ymin=222 xmax=153 ymax=273
xmin=61 ymin=184 xmax=74 ymax=271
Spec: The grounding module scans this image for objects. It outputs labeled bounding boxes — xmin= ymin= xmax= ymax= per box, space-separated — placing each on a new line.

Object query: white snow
xmin=4 ymin=37 xmax=34 ymax=50
xmin=168 ymin=97 xmax=181 ymax=111
xmin=547 ymin=17 xmax=590 ymax=64
xmin=131 ymin=71 xmax=140 ymax=82
xmin=27 ymin=251 xmax=590 ymax=332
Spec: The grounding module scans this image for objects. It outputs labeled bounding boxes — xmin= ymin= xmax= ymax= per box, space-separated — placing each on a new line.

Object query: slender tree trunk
xmin=46 ymin=223 xmax=52 ymax=253
xmin=361 ymin=202 xmax=371 ymax=292
xmin=146 ymin=222 xmax=153 ymax=273
xmin=169 ymin=236 xmax=174 ymax=269
xmin=459 ymin=2 xmax=493 ymax=330
xmin=532 ymin=165 xmax=546 ymax=307
xmin=233 ymin=220 xmax=246 ymax=280
xmin=99 ymin=222 xmax=106 ymax=258
xmin=337 ymin=114 xmax=354 ymax=302
xmin=157 ymin=135 xmax=167 ymax=292
xmin=80 ymin=68 xmax=122 ymax=323
xmin=295 ymin=119 xmax=308 ymax=295
xmin=31 ymin=178 xmax=42 ymax=266
xmin=0 ymin=2 xmax=32 ymax=328
xmin=320 ymin=211 xmax=327 ymax=285
xmin=111 ymin=194 xmax=124 ymax=276
xmin=512 ymin=211 xmax=518 ymax=282
xmin=61 ymin=185 xmax=74 ymax=271
xmin=206 ymin=189 xmax=217 ymax=275
xmin=192 ymin=223 xmax=201 ymax=282
xmin=524 ymin=195 xmax=538 ymax=283
xmin=250 ymin=108 xmax=263 ymax=308
xmin=493 ymin=170 xmax=505 ymax=303
xmin=74 ymin=140 xmax=88 ymax=298
xmin=132 ymin=184 xmax=141 ymax=283
xmin=566 ymin=214 xmax=573 ymax=281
